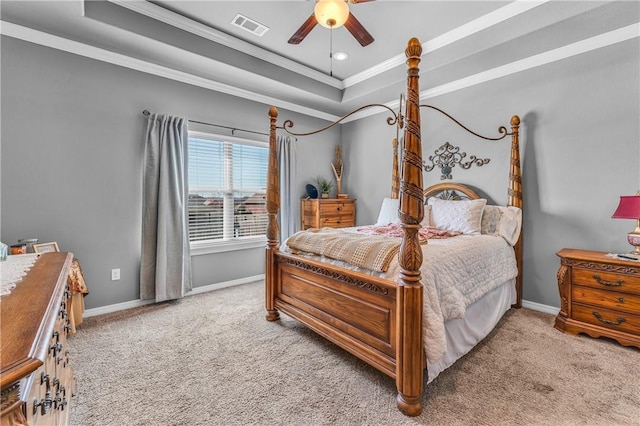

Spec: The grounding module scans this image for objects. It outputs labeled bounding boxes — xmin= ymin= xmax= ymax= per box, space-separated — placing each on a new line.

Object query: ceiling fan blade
xmin=344 ymin=12 xmax=374 ymax=47
xmin=288 ymin=14 xmax=318 ymax=45
xmin=349 ymin=0 xmax=376 ymax=3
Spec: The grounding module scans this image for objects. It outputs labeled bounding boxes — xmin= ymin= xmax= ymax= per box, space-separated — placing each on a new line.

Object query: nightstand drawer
xmin=572 ymin=286 xmax=640 ymax=314
xmin=573 ymin=268 xmax=640 ymax=295
xmin=556 ymin=248 xmax=640 ymax=348
xmin=320 ymin=216 xmax=354 ymax=228
xmin=572 ymin=303 xmax=640 ymax=335
xmin=319 ymin=202 xmax=355 ymax=216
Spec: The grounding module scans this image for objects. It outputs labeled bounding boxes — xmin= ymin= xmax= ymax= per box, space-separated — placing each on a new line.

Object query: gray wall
xmin=344 ymin=37 xmax=640 ymax=308
xmin=2 ymin=34 xmax=638 ymax=312
xmin=1 ymin=37 xmax=338 ymax=310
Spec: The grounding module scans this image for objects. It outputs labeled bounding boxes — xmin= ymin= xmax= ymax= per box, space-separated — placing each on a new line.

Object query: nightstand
xmin=301 ymin=198 xmax=355 ymax=230
xmin=555 ymin=248 xmax=640 ymax=348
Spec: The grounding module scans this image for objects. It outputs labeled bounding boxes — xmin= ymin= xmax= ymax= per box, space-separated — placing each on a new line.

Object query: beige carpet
xmin=68 ymin=281 xmax=640 ymax=426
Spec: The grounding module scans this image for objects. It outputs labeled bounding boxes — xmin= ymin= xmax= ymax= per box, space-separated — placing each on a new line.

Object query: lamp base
xmin=627 ymin=231 xmax=640 ymax=255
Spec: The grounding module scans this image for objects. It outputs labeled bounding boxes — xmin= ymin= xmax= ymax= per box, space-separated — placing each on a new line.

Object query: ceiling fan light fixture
xmin=314 ymin=0 xmax=349 ymax=29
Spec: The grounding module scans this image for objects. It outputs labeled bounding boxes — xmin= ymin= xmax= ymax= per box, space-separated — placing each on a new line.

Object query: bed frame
xmin=264 ymin=38 xmax=523 ymax=416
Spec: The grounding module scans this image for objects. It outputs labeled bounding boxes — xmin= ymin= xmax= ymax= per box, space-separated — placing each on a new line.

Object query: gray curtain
xmin=141 ymin=113 xmax=192 ymax=302
xmin=278 ymin=135 xmax=298 ymax=243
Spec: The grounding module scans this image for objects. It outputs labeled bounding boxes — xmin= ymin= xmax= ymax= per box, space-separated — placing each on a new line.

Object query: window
xmin=188 ymin=131 xmax=268 ymax=250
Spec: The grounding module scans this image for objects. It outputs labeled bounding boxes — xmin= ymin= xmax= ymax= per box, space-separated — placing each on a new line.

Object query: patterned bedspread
xmin=286 ymin=225 xmax=460 ymax=272
xmin=283 ymin=229 xmax=517 ymax=363
xmin=356 ymin=223 xmax=462 ymax=239
xmin=286 ymin=228 xmax=403 ymax=272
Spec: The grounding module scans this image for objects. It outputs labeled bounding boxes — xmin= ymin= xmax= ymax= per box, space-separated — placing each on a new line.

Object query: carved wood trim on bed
xmin=394 ymin=37 xmax=424 ymax=416
xmin=508 ymin=115 xmax=523 ymax=308
xmin=264 ymin=37 xmax=523 ymax=417
xmin=423 ymin=182 xmax=481 ymax=200
xmin=265 ymin=106 xmax=280 ymax=322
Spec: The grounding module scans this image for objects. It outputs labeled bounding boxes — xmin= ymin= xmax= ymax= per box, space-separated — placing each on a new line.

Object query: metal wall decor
xmin=423 ymin=141 xmax=490 ymax=180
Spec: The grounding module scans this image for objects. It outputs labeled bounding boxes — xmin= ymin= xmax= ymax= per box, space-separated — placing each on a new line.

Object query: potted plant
xmin=316 ymin=176 xmax=333 ymax=198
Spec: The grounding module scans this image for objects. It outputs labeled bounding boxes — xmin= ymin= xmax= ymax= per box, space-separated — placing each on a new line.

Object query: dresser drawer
xmin=320 ymin=216 xmax=354 ymax=228
xmin=319 ymin=201 xmax=355 ymax=216
xmin=572 ymin=303 xmax=640 ymax=335
xmin=573 ymin=268 xmax=640 ymax=295
xmin=572 ymin=286 xmax=640 ymax=314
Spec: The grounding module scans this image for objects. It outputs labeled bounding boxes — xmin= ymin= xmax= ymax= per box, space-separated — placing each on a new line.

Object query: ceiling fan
xmin=288 ymin=0 xmax=375 ymax=47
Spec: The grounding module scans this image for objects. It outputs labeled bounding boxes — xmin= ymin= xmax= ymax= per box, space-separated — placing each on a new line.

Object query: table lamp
xmin=612 ymin=191 xmax=640 ymax=254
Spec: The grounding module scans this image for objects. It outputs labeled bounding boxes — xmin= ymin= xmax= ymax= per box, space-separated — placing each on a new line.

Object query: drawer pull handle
xmin=33 ymin=392 xmax=52 ymax=416
xmin=592 ymin=311 xmax=626 ymax=326
xmin=40 ymin=372 xmax=50 ymax=387
xmin=618 ymin=297 xmax=626 ymax=303
xmin=592 ymin=274 xmax=623 ymax=287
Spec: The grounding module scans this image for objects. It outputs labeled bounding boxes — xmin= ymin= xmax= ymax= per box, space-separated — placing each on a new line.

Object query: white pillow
xmin=376 ymin=198 xmax=432 ymax=226
xmin=375 ymin=197 xmax=400 ymax=225
xmin=427 ymin=197 xmax=487 ymax=235
xmin=481 ymin=205 xmax=522 ymax=246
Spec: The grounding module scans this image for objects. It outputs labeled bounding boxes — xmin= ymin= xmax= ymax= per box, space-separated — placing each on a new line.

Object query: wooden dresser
xmin=555 ymin=248 xmax=640 ymax=348
xmin=301 ymin=198 xmax=356 ymax=230
xmin=1 ymin=252 xmax=75 ymax=426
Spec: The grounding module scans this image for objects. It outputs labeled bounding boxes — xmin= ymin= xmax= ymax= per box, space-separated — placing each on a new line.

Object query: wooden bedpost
xmin=508 ymin=115 xmax=523 ymax=308
xmin=265 ymin=106 xmax=280 ymax=321
xmin=396 ymin=37 xmax=424 ymax=417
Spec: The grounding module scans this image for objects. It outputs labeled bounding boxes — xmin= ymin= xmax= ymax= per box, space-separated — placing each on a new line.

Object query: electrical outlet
xmin=111 ymin=268 xmax=120 ymax=281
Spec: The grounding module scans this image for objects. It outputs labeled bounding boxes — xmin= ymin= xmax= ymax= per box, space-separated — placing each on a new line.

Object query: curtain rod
xmin=142 ymin=110 xmax=268 ymax=137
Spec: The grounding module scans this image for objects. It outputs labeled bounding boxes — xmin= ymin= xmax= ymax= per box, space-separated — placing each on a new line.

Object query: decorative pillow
xmin=427 ymin=197 xmax=487 ymax=235
xmin=481 ymin=205 xmax=502 ymax=235
xmin=375 ymin=197 xmax=400 ymax=225
xmin=497 ymin=206 xmax=522 ymax=246
xmin=481 ymin=205 xmax=522 ymax=246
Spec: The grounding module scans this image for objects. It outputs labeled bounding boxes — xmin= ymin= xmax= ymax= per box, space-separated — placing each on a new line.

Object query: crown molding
xmin=2 ymin=18 xmax=637 ymax=125
xmin=107 ymin=0 xmax=344 ymax=90
xmin=343 ymin=23 xmax=640 ymax=123
xmin=0 ymin=20 xmax=341 ymax=122
xmin=342 ymin=0 xmax=550 ymax=88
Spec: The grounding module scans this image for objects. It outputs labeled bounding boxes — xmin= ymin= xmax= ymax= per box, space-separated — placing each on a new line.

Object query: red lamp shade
xmin=612 ymin=194 xmax=640 ymax=256
xmin=612 ymin=195 xmax=640 ymax=219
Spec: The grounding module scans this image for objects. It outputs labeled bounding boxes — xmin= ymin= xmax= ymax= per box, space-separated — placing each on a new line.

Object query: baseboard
xmin=84 ymin=278 xmax=557 ymax=318
xmin=185 ymin=274 xmax=264 ymax=296
xmin=522 ymin=299 xmax=560 ymax=315
xmin=83 ymin=298 xmax=156 ymax=318
xmin=83 ymin=274 xmax=265 ymax=318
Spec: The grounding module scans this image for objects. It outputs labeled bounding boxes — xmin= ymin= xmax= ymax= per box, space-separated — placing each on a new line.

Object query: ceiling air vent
xmin=231 ymin=14 xmax=269 ymax=37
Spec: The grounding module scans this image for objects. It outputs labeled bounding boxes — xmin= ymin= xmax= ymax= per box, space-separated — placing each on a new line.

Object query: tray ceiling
xmin=1 ymin=1 xmax=638 ymax=121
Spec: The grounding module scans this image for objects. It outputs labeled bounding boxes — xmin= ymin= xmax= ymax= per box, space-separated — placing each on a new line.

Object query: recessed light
xmin=333 ymin=52 xmax=349 ymax=61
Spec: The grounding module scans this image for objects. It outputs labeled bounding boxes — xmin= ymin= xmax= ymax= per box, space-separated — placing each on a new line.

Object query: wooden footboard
xmin=273 ymin=252 xmax=398 ymax=378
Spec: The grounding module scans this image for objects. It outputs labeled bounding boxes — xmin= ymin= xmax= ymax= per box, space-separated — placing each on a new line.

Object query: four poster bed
xmin=264 ymin=38 xmax=523 ymax=416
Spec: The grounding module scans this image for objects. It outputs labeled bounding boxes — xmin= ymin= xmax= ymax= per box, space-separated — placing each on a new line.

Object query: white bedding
xmin=427 ymin=278 xmax=516 ymax=383
xmin=396 ymin=235 xmax=517 ymax=362
xmin=282 ymin=231 xmax=518 ymax=364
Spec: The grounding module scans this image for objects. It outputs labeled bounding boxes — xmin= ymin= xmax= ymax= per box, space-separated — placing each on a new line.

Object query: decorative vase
xmin=321 ymin=192 xmax=329 ymax=198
